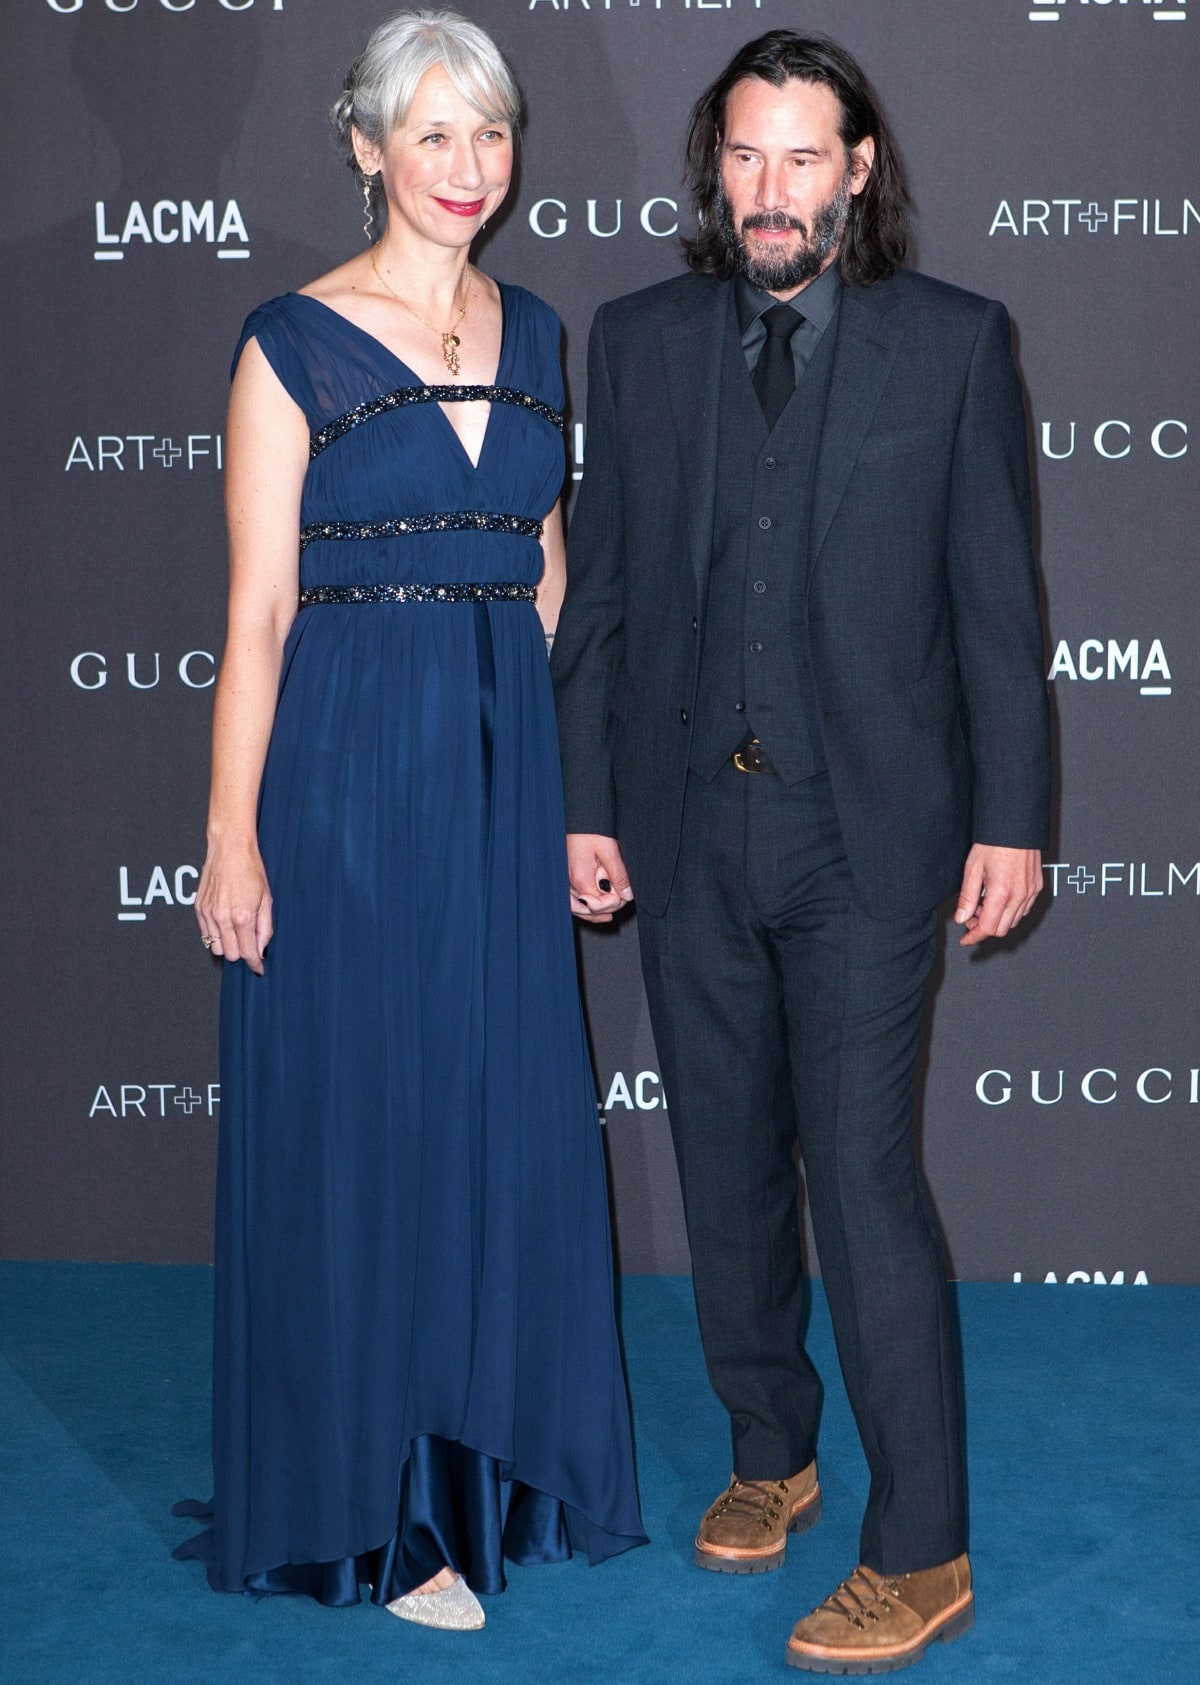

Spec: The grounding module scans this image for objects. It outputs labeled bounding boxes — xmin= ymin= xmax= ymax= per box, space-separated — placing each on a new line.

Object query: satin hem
xmin=173 ymin=1431 xmax=647 ymax=1604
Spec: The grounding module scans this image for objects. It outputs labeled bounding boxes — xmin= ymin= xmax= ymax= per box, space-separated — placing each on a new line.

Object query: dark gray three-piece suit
xmin=552 ymin=264 xmax=1051 ymax=1575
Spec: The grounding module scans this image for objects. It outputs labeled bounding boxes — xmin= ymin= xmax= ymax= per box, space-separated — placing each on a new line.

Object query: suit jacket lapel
xmin=662 ymin=281 xmax=729 ymax=597
xmin=809 ymin=281 xmax=906 ymax=577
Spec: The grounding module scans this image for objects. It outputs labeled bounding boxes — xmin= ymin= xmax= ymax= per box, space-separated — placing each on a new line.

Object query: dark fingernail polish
xmin=598 ymin=877 xmax=613 ymax=893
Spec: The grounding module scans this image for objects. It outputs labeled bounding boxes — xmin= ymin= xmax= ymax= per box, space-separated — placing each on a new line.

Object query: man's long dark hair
xmin=682 ymin=32 xmax=910 ymax=287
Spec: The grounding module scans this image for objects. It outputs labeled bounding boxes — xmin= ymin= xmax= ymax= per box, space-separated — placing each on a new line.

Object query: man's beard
xmin=715 ymin=172 xmax=853 ymax=291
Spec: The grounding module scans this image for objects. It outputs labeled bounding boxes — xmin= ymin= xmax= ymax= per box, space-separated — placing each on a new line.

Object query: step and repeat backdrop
xmin=2 ymin=0 xmax=1197 ymax=1282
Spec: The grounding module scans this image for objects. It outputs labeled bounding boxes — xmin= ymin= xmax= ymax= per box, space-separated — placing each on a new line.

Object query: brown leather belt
xmin=731 ymin=736 xmax=773 ymax=775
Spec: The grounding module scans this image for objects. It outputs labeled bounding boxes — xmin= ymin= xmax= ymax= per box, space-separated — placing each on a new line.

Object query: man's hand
xmin=954 ymin=845 xmax=1043 ymax=948
xmin=567 ymin=834 xmax=635 ymax=923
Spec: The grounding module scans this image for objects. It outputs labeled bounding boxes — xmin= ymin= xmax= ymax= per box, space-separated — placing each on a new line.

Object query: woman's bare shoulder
xmin=295 ymin=252 xmax=376 ymax=307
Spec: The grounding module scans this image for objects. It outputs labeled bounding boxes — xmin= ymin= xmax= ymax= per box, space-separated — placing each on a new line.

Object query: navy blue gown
xmin=175 ymin=285 xmax=646 ymax=1603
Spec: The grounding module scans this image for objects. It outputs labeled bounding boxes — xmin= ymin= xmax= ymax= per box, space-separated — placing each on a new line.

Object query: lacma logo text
xmin=529 ymin=0 xmax=769 ymax=14
xmin=602 ymin=1071 xmax=666 ymax=1111
xmin=1028 ymin=0 xmax=1184 ymax=21
xmin=118 ymin=865 xmax=201 ymax=922
xmin=94 ymin=199 xmax=249 ymax=261
xmin=1012 ymin=1270 xmax=1150 ymax=1285
xmin=1046 ymin=638 xmax=1171 ymax=695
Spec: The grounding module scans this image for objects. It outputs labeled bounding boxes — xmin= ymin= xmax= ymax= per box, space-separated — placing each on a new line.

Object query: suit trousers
xmin=636 ymin=761 xmax=967 ymax=1574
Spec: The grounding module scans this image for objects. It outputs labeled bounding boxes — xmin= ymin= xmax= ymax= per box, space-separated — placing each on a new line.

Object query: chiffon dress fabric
xmin=174 ymin=285 xmax=646 ymax=1604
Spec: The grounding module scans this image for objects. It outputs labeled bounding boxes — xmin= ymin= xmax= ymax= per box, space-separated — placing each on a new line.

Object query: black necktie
xmin=753 ymin=303 xmax=801 ymax=430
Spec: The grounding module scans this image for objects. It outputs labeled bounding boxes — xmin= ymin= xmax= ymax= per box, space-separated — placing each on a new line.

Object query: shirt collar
xmin=734 ymin=259 xmax=843 ymax=338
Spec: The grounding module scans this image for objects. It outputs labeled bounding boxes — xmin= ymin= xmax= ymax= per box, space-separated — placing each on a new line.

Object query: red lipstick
xmin=433 ymin=197 xmax=486 ymax=217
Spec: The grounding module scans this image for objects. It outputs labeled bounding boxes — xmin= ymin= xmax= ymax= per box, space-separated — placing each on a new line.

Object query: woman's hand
xmin=567 ymin=834 xmax=634 ymax=922
xmin=196 ymin=844 xmax=274 ymax=974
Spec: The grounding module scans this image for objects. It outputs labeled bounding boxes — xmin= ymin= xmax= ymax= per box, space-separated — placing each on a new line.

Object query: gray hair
xmin=332 ymin=9 xmax=521 ymax=226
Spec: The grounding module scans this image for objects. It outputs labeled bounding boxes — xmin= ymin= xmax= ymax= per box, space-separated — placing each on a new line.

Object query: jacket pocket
xmin=856 ymin=424 xmax=945 ymax=465
xmin=909 ymin=661 xmax=960 ymax=727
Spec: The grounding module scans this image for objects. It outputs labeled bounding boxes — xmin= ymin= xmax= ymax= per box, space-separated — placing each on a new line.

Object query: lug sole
xmin=694 ymin=1490 xmax=822 ymax=1574
xmin=785 ymin=1595 xmax=974 ymax=1674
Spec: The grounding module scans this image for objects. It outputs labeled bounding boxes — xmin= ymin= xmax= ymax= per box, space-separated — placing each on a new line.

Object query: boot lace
xmin=820 ymin=1565 xmax=905 ymax=1629
xmin=707 ymin=1477 xmax=790 ymax=1531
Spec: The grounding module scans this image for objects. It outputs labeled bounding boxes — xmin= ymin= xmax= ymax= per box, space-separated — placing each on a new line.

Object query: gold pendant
xmin=441 ymin=332 xmax=461 ymax=377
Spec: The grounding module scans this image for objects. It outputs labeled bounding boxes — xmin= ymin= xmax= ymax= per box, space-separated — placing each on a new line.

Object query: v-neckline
xmin=291 ymin=284 xmax=511 ymax=474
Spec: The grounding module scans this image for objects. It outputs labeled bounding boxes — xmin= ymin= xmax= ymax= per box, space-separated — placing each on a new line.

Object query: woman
xmin=176 ymin=9 xmax=645 ymax=1632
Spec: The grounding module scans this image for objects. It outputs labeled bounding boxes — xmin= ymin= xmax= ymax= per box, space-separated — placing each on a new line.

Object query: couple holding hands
xmin=182 ymin=10 xmax=1048 ymax=1674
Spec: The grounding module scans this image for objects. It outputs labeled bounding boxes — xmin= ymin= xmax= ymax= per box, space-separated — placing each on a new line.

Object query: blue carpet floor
xmin=0 ymin=1266 xmax=1194 ymax=1684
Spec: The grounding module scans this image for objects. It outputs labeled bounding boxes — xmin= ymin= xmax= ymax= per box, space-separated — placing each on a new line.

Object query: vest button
xmin=692 ymin=616 xmax=698 ymax=633
xmin=764 ymin=457 xmax=777 ymax=470
xmin=758 ymin=515 xmax=772 ymax=530
xmin=749 ymin=642 xmax=763 ymax=654
xmin=680 ymin=708 xmax=688 ymax=724
xmin=734 ymin=701 xmax=746 ymax=714
xmin=753 ymin=580 xmax=767 ymax=594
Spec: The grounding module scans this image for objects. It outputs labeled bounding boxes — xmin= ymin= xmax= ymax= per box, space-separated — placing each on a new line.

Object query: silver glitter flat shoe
xmin=386 ymin=1576 xmax=485 ymax=1631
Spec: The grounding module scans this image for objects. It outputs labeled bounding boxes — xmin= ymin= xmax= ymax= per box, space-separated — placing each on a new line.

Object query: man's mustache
xmin=741 ymin=212 xmax=808 ymax=235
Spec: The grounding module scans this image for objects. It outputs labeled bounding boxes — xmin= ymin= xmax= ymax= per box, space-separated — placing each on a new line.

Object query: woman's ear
xmin=351 ymin=124 xmax=382 ymax=179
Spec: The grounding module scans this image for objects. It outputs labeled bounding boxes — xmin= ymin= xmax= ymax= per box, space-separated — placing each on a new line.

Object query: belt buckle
xmin=732 ymin=737 xmax=765 ymax=774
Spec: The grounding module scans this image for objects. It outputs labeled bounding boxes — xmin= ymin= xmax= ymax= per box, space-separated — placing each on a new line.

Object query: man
xmin=552 ymin=30 xmax=1049 ymax=1676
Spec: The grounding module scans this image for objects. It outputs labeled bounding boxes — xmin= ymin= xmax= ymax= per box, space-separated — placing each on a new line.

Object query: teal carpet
xmin=1 ymin=1266 xmax=1194 ymax=1683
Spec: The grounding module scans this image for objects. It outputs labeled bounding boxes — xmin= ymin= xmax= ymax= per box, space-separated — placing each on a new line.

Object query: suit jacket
xmin=551 ymin=267 xmax=1051 ymax=920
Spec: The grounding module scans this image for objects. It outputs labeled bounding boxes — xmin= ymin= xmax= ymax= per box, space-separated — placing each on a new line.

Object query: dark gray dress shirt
xmin=735 ymin=260 xmax=842 ymax=380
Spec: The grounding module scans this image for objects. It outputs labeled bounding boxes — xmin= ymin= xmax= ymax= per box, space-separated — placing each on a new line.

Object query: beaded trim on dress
xmin=299 ymin=512 xmax=544 ymax=551
xmin=299 ymin=581 xmax=537 ymax=606
xmin=310 ymin=385 xmax=564 ymax=459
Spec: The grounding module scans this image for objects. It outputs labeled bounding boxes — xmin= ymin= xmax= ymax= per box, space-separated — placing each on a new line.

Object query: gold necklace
xmin=370 ymin=249 xmax=474 ymax=377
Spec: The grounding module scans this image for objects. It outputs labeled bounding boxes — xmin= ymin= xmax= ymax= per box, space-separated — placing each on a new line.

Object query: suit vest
xmin=689 ymin=293 xmax=838 ymax=785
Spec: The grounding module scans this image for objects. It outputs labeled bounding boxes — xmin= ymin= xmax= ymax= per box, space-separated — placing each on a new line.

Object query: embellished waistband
xmin=299 ymin=512 xmax=544 ymax=552
xmin=299 ymin=582 xmax=538 ymax=607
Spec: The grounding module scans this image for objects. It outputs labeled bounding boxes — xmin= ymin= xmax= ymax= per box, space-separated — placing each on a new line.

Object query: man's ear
xmin=848 ymin=135 xmax=876 ymax=196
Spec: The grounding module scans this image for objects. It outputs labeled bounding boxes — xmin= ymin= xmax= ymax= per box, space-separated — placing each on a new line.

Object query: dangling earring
xmin=362 ymin=173 xmax=377 ymax=243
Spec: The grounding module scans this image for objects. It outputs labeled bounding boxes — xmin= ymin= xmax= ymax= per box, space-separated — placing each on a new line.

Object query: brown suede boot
xmin=785 ymin=1555 xmax=973 ymax=1673
xmin=694 ymin=1464 xmax=821 ymax=1573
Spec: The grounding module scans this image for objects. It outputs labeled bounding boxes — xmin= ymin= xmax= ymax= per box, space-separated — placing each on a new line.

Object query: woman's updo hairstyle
xmin=332 ymin=9 xmax=522 ymax=235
